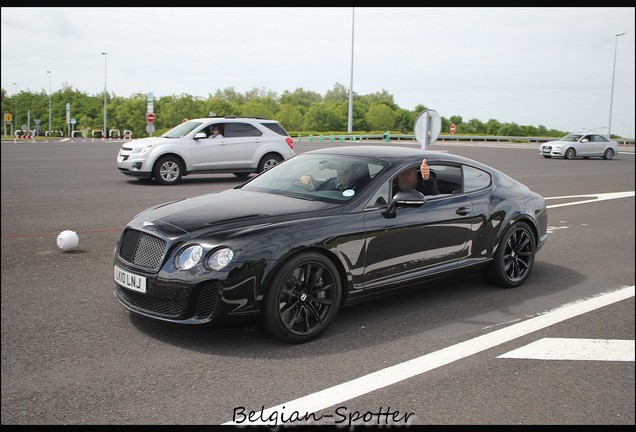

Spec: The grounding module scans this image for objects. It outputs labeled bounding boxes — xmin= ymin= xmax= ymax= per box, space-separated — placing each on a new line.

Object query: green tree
xmin=449 ymin=115 xmax=463 ymax=126
xmin=205 ymin=97 xmax=240 ymax=117
xmin=303 ymin=103 xmax=344 ymax=131
xmin=324 ymin=83 xmax=350 ymax=103
xmin=484 ymin=119 xmax=501 ymax=135
xmin=280 ymin=88 xmax=322 ymax=114
xmin=240 ymin=100 xmax=274 ymax=119
xmin=462 ymin=118 xmax=485 ymax=134
xmin=276 ymin=104 xmax=304 ymax=131
xmin=365 ymin=103 xmax=396 ymax=131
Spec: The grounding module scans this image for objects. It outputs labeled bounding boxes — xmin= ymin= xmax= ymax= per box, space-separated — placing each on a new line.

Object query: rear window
xmin=261 ymin=122 xmax=289 ymax=137
xmin=226 ymin=122 xmax=263 ymax=138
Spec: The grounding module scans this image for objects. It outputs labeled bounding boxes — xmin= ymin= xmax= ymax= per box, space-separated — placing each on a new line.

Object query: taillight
xmin=285 ymin=137 xmax=294 ymax=150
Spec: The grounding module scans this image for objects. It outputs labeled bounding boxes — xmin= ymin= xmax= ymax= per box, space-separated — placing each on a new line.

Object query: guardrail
xmin=295 ymin=133 xmax=635 ymax=145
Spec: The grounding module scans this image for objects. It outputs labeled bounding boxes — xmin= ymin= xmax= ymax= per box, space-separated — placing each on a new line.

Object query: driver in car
xmin=299 ymin=161 xmax=371 ymax=193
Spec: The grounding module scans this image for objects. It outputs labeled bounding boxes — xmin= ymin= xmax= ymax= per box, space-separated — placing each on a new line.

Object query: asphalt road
xmin=1 ymin=139 xmax=634 ymax=425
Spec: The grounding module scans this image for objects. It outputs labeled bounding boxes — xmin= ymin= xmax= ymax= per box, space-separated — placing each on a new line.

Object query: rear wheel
xmin=153 ymin=156 xmax=183 ymax=185
xmin=603 ymin=148 xmax=614 ymax=160
xmin=257 ymin=153 xmax=283 ymax=173
xmin=564 ymin=148 xmax=576 ymax=160
xmin=485 ymin=221 xmax=536 ymax=288
xmin=233 ymin=172 xmax=250 ymax=179
xmin=262 ymin=252 xmax=342 ymax=343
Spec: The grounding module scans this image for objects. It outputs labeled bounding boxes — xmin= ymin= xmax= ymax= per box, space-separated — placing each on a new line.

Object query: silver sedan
xmin=540 ymin=132 xmax=618 ymax=160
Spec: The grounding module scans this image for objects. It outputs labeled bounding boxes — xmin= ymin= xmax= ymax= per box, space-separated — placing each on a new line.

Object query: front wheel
xmin=261 ymin=252 xmax=342 ymax=343
xmin=153 ymin=156 xmax=184 ymax=185
xmin=257 ymin=154 xmax=283 ymax=173
xmin=564 ymin=148 xmax=575 ymax=160
xmin=485 ymin=221 xmax=536 ymax=288
xmin=603 ymin=149 xmax=614 ymax=160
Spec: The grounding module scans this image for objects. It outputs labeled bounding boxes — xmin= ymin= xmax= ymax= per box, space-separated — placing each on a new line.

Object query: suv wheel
xmin=257 ymin=153 xmax=282 ymax=173
xmin=153 ymin=156 xmax=183 ymax=185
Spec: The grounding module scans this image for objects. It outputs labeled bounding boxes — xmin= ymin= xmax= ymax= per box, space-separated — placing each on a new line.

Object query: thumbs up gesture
xmin=420 ymin=158 xmax=430 ymax=181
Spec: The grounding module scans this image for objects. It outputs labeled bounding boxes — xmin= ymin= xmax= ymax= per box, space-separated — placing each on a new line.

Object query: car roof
xmin=305 ymin=145 xmax=475 ymax=165
xmin=190 ymin=116 xmax=279 ymax=123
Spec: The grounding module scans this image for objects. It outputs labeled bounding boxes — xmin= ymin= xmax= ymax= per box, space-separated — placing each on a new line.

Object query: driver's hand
xmin=300 ymin=175 xmax=314 ymax=186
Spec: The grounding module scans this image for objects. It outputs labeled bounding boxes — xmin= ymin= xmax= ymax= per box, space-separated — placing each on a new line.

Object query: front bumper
xmin=117 ymin=154 xmax=152 ymax=178
xmin=540 ymin=146 xmax=563 ymax=157
xmin=114 ymin=272 xmax=224 ymax=324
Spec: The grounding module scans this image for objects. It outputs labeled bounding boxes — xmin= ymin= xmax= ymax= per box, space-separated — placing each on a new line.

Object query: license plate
xmin=542 ymin=147 xmax=551 ymax=153
xmin=114 ymin=265 xmax=147 ymax=293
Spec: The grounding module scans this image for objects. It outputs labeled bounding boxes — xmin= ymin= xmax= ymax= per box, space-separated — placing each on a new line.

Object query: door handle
xmin=455 ymin=206 xmax=471 ymax=216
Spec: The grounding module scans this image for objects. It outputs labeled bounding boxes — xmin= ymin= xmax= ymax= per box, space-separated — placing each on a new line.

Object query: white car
xmin=540 ymin=132 xmax=618 ymax=160
xmin=117 ymin=116 xmax=295 ymax=185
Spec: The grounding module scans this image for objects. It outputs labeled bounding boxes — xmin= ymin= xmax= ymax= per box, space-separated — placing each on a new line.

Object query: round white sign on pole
xmin=414 ymin=109 xmax=441 ymax=150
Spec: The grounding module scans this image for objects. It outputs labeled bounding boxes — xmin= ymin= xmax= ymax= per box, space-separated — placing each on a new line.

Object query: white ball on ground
xmin=57 ymin=230 xmax=79 ymax=251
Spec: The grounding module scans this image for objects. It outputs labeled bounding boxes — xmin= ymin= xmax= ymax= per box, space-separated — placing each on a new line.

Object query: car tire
xmin=542 ymin=155 xmax=552 ymax=158
xmin=233 ymin=172 xmax=250 ymax=178
xmin=257 ymin=153 xmax=283 ymax=173
xmin=603 ymin=149 xmax=614 ymax=160
xmin=564 ymin=148 xmax=575 ymax=160
xmin=261 ymin=252 xmax=342 ymax=343
xmin=485 ymin=221 xmax=536 ymax=288
xmin=153 ymin=156 xmax=184 ymax=185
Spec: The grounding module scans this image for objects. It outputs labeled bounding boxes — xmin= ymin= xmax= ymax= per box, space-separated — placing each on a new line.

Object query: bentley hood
xmin=128 ymin=189 xmax=338 ymax=237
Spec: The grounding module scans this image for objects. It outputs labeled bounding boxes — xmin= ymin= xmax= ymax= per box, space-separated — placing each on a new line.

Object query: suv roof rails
xmin=207 ymin=115 xmax=272 ymax=120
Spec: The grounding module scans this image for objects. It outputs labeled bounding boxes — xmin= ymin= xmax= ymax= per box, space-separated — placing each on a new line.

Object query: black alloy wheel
xmin=485 ymin=221 xmax=536 ymax=288
xmin=262 ymin=252 xmax=341 ymax=343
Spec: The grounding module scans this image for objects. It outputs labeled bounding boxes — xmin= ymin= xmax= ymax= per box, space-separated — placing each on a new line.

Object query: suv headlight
xmin=132 ymin=144 xmax=153 ymax=156
xmin=206 ymin=247 xmax=234 ymax=271
xmin=175 ymin=245 xmax=203 ymax=270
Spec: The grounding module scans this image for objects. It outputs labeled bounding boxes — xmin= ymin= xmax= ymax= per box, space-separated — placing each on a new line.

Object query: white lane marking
xmin=546 ymin=191 xmax=634 ymax=209
xmin=498 ymin=338 xmax=635 ymax=362
xmin=546 ymin=225 xmax=569 ymax=234
xmin=223 ymin=285 xmax=635 ymax=425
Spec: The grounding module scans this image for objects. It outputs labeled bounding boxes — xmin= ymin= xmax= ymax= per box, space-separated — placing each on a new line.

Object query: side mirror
xmin=581 ymin=138 xmax=589 ymax=143
xmin=194 ymin=132 xmax=207 ymax=140
xmin=382 ymin=190 xmax=426 ymax=218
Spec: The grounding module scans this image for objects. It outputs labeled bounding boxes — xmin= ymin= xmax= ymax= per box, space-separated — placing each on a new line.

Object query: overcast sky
xmin=2 ymin=7 xmax=635 ymax=137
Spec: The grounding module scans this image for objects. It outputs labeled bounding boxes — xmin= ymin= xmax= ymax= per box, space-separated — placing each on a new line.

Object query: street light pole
xmin=347 ymin=7 xmax=355 ymax=133
xmin=608 ymin=31 xmax=626 ymax=139
xmin=102 ymin=52 xmax=108 ymax=138
xmin=47 ymin=70 xmax=52 ymax=135
xmin=13 ymin=82 xmax=17 ymax=132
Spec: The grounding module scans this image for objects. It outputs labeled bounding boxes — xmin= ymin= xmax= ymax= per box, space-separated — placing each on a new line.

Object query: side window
xmin=366 ymin=179 xmax=391 ymax=209
xmin=463 ymin=165 xmax=491 ymax=193
xmin=428 ymin=164 xmax=462 ymax=195
xmin=261 ymin=122 xmax=289 ymax=136
xmin=591 ymin=135 xmax=608 ymax=142
xmin=225 ymin=122 xmax=263 ymax=138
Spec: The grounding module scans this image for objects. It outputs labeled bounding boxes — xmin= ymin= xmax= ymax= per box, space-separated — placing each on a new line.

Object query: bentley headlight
xmin=175 ymin=245 xmax=203 ymax=270
xmin=206 ymin=247 xmax=234 ymax=271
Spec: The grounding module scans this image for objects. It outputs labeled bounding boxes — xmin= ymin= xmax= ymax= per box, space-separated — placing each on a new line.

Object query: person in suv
xmin=116 ymin=116 xmax=295 ymax=185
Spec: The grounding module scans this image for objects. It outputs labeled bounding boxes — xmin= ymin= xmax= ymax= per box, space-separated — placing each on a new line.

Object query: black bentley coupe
xmin=113 ymin=146 xmax=548 ymax=343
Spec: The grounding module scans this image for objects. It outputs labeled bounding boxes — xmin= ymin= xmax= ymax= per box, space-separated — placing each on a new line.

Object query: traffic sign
xmin=414 ymin=109 xmax=441 ymax=150
xmin=450 ymin=123 xmax=456 ymax=134
xmin=146 ymin=113 xmax=155 ymax=123
xmin=146 ymin=124 xmax=155 ymax=134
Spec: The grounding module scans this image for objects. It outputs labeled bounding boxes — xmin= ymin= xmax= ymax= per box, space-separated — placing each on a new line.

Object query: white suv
xmin=116 ymin=116 xmax=295 ymax=185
